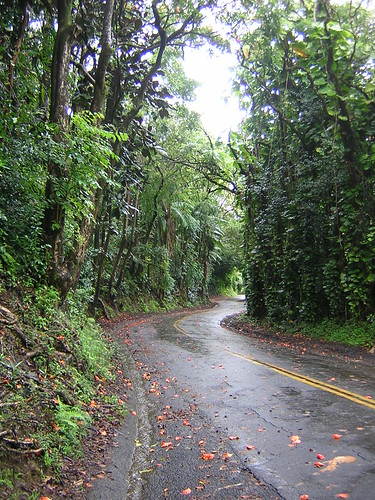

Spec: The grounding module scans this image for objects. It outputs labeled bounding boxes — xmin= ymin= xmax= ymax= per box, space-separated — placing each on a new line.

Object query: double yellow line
xmin=174 ymin=317 xmax=375 ymax=410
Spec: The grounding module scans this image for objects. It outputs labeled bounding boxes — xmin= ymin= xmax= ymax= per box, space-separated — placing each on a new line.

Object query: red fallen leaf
xmin=316 ymin=453 xmax=325 ymax=460
xmin=314 ymin=461 xmax=325 ymax=468
xmin=131 ymin=410 xmax=136 ymax=416
xmin=161 ymin=441 xmax=173 ymax=448
xmin=183 ymin=419 xmax=191 ymax=426
xmin=175 ymin=436 xmax=182 ymax=441
xmin=365 ymin=395 xmax=372 ymax=399
xmin=99 ymin=429 xmax=107 ymax=436
xmin=332 ymin=434 xmax=342 ymax=440
xmin=335 ymin=494 xmax=349 ymax=499
xmin=222 ymin=452 xmax=233 ymax=459
xmin=198 ymin=439 xmax=205 ymax=446
xmin=201 ymin=453 xmax=215 ymax=460
xmin=246 ymin=445 xmax=255 ymax=450
xmin=229 ymin=435 xmax=239 ymax=440
xmin=300 ymin=495 xmax=309 ymax=500
xmin=157 ymin=415 xmax=165 ymax=421
xmin=187 ymin=358 xmax=192 ymax=361
xmin=181 ymin=488 xmax=192 ymax=495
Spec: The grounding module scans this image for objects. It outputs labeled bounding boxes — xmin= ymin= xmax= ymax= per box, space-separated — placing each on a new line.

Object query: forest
xmin=0 ymin=0 xmax=375 ymax=495
xmin=1 ymin=0 xmax=375 ymax=323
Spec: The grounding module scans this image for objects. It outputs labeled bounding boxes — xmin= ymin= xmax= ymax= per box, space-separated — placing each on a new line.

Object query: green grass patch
xmin=294 ymin=318 xmax=375 ymax=348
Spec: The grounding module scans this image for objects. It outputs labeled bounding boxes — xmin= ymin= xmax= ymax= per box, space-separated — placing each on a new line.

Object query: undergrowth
xmin=233 ymin=312 xmax=375 ymax=348
xmin=0 ymin=282 xmax=126 ymax=498
xmin=287 ymin=317 xmax=375 ymax=348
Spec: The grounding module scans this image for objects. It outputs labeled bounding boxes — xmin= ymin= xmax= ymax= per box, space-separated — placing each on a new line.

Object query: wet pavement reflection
xmin=127 ymin=297 xmax=375 ymax=499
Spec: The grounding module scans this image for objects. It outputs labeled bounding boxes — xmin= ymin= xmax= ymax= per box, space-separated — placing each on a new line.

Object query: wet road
xmin=165 ymin=297 xmax=375 ymax=499
xmin=98 ymin=297 xmax=375 ymax=499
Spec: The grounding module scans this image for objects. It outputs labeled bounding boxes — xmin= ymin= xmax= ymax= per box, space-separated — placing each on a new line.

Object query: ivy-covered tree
xmin=228 ymin=0 xmax=375 ymax=321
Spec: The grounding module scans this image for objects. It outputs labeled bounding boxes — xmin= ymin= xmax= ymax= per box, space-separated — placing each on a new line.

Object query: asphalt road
xmin=91 ymin=297 xmax=375 ymax=499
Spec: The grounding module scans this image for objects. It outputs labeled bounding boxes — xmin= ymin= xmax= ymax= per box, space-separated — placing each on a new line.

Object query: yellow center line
xmin=225 ymin=350 xmax=375 ymax=410
xmin=174 ymin=318 xmax=375 ymax=410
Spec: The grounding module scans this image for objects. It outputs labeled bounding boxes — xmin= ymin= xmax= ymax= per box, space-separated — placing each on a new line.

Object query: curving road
xmin=91 ymin=296 xmax=375 ymax=499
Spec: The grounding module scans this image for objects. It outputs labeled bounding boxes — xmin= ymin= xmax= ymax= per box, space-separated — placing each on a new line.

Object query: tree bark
xmin=43 ymin=0 xmax=74 ymax=298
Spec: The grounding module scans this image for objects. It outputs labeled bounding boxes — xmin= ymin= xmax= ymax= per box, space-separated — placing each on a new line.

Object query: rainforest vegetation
xmin=0 ymin=0 xmax=375 ymax=496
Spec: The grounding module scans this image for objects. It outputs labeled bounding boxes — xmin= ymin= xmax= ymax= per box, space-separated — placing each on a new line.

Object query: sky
xmin=182 ymin=47 xmax=245 ymax=140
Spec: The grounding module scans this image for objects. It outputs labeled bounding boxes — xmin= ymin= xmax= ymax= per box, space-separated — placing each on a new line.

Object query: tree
xmin=36 ymin=0 xmax=225 ymax=299
xmin=227 ymin=0 xmax=375 ymax=321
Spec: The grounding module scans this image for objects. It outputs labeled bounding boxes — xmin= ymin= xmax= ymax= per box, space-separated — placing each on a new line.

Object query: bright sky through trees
xmin=182 ymin=47 xmax=244 ymax=140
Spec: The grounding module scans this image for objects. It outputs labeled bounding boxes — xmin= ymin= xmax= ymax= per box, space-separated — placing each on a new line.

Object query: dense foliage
xmin=0 ymin=0 xmax=242 ymax=309
xmin=227 ymin=0 xmax=375 ymax=326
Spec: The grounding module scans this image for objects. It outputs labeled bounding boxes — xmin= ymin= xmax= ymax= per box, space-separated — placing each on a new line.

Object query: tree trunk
xmin=43 ymin=0 xmax=115 ymax=300
xmin=42 ymin=0 xmax=74 ymax=298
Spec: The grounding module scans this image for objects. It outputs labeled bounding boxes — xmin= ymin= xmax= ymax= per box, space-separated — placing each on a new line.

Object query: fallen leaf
xmin=300 ymin=495 xmax=309 ymax=500
xmin=332 ymin=434 xmax=342 ymax=440
xmin=175 ymin=436 xmax=182 ymax=441
xmin=246 ymin=445 xmax=255 ymax=450
xmin=229 ymin=435 xmax=239 ymax=440
xmin=180 ymin=488 xmax=192 ymax=495
xmin=161 ymin=441 xmax=173 ymax=448
xmin=335 ymin=494 xmax=349 ymax=499
xmin=131 ymin=410 xmax=136 ymax=416
xmin=99 ymin=430 xmax=107 ymax=436
xmin=322 ymin=456 xmax=356 ymax=473
xmin=201 ymin=453 xmax=215 ymax=460
xmin=316 ymin=453 xmax=325 ymax=460
xmin=290 ymin=435 xmax=301 ymax=445
xmin=314 ymin=461 xmax=325 ymax=468
xmin=221 ymin=452 xmax=233 ymax=459
xmin=183 ymin=419 xmax=191 ymax=426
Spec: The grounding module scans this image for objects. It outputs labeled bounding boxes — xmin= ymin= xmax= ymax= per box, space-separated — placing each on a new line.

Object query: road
xmin=91 ymin=297 xmax=375 ymax=499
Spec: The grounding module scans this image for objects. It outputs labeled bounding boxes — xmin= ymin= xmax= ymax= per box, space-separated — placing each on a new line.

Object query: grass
xmin=293 ymin=318 xmax=375 ymax=348
xmin=230 ymin=311 xmax=375 ymax=349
